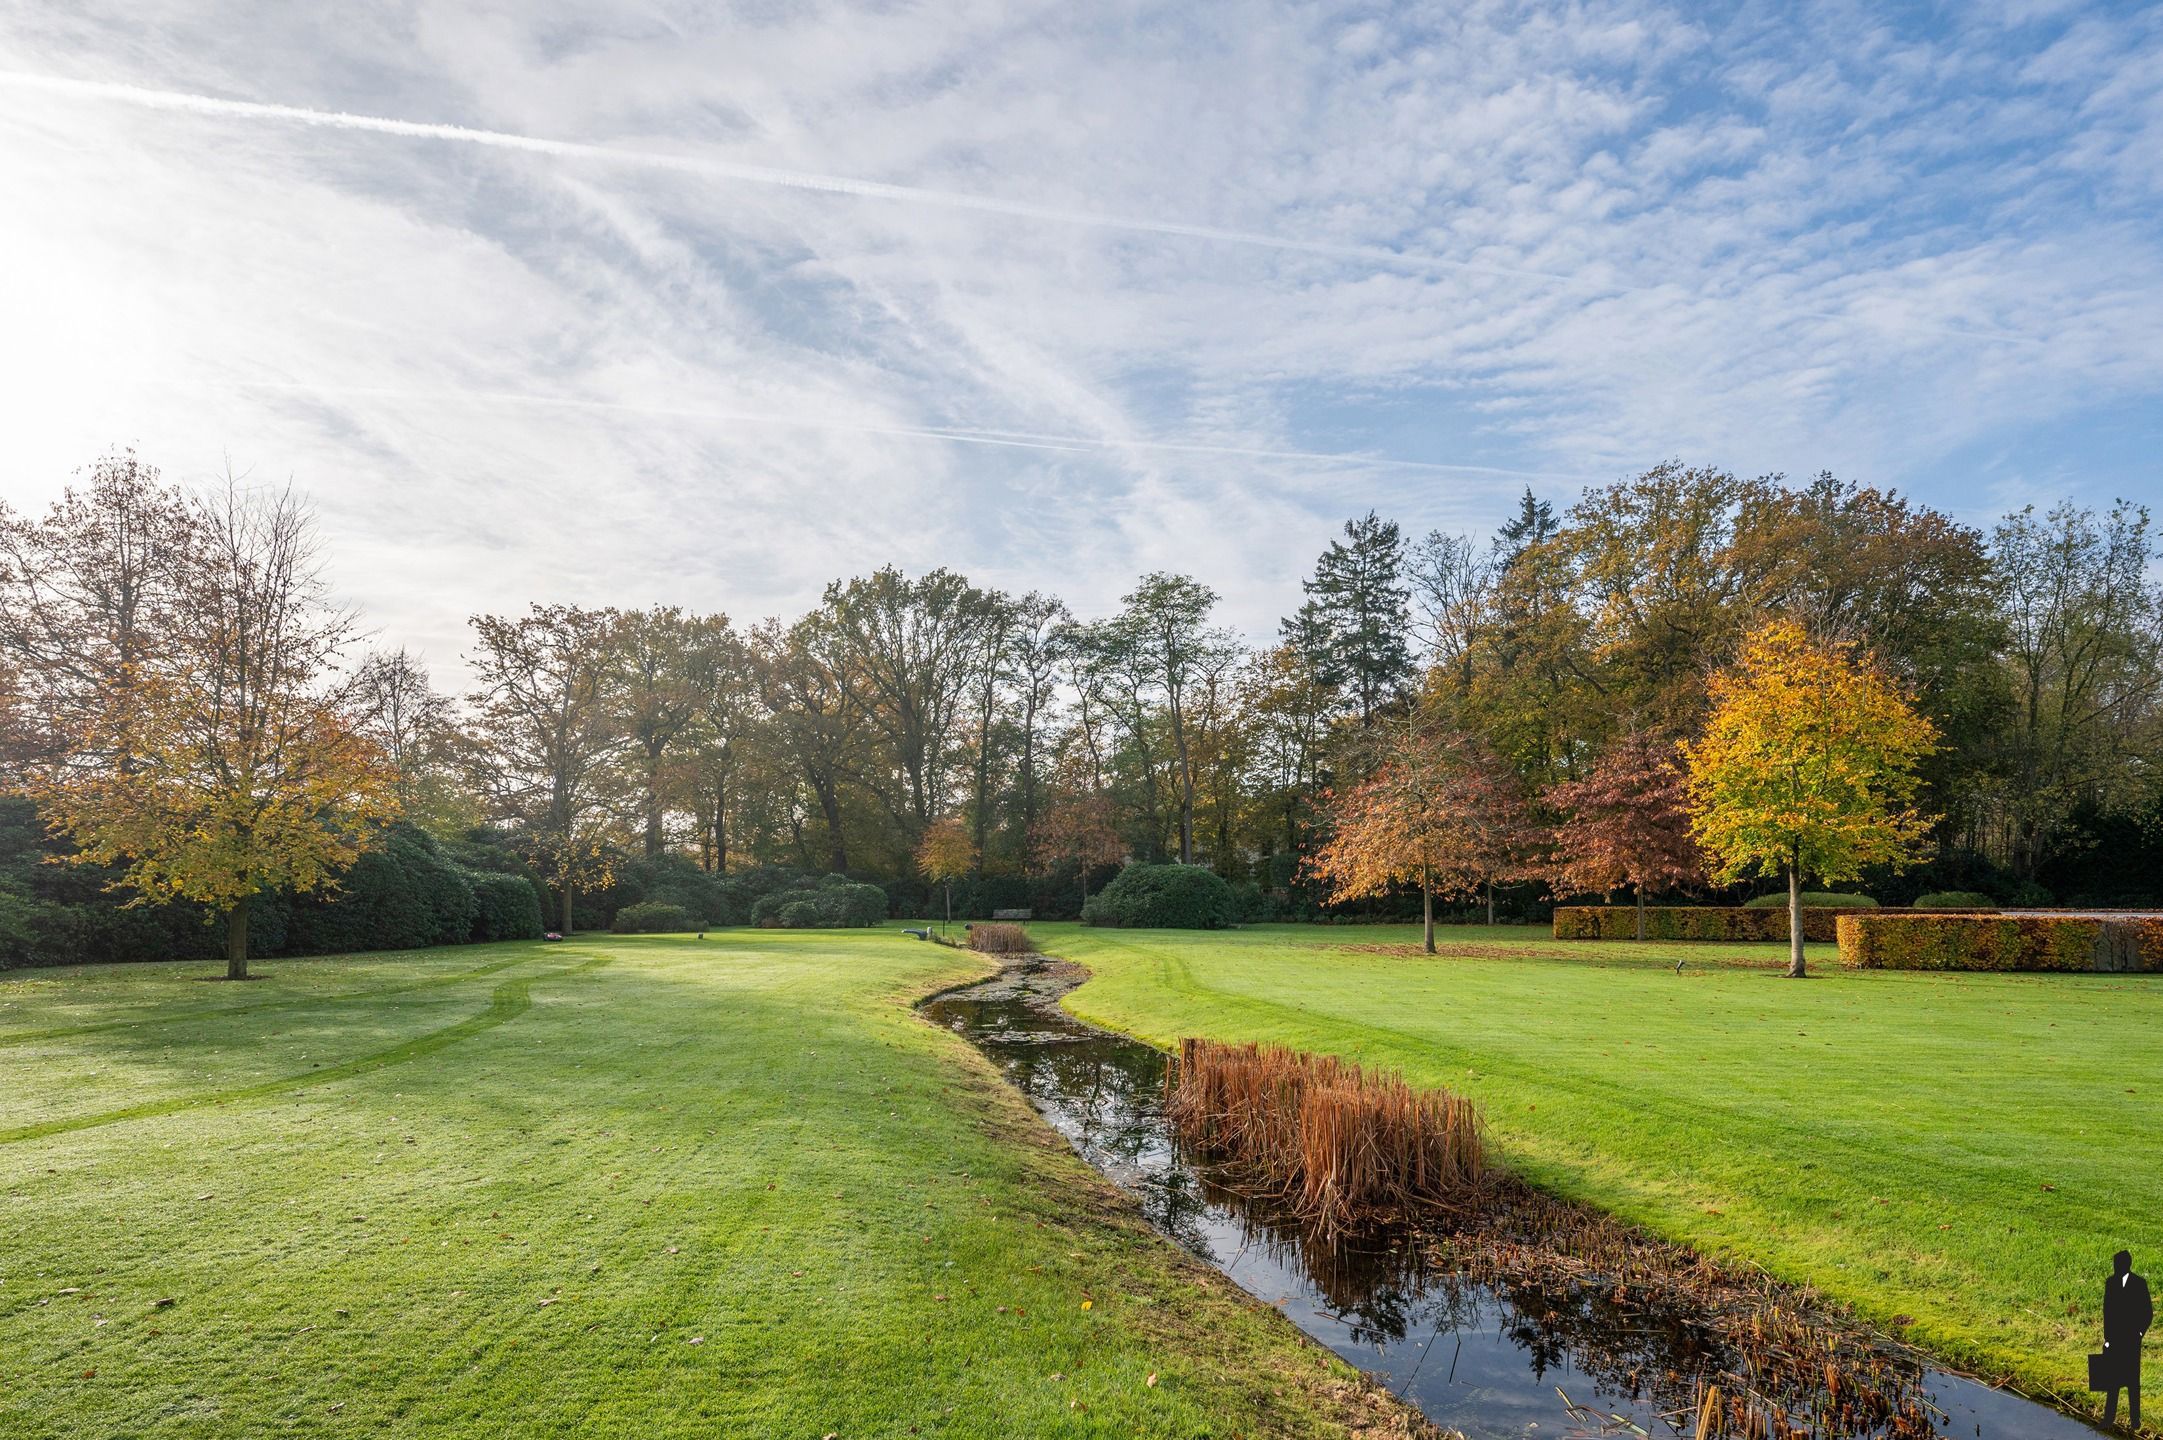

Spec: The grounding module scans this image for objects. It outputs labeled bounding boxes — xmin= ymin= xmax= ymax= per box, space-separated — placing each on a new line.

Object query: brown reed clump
xmin=1165 ymin=1038 xmax=1483 ymax=1234
xmin=966 ymin=922 xmax=1035 ymax=954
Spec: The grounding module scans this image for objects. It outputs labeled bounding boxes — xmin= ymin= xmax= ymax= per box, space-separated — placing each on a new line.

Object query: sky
xmin=2 ymin=1 xmax=2160 ymax=682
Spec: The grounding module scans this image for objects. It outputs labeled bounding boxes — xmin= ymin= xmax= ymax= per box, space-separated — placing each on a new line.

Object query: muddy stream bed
xmin=921 ymin=956 xmax=2109 ymax=1440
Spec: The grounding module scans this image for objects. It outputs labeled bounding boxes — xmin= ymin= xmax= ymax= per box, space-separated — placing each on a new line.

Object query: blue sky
xmin=1 ymin=1 xmax=2158 ymax=676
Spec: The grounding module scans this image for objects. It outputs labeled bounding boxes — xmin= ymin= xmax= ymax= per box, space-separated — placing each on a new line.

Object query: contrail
xmin=0 ymin=69 xmax=2040 ymax=345
xmin=0 ymin=70 xmax=1569 ymax=287
xmin=164 ymin=375 xmax=1588 ymax=483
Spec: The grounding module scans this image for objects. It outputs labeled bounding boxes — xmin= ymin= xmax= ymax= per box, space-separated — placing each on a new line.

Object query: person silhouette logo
xmin=2097 ymin=1249 xmax=2152 ymax=1429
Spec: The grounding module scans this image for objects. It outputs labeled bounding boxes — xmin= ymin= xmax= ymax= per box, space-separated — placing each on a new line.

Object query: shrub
xmin=1082 ymin=863 xmax=1239 ymax=929
xmin=776 ymin=899 xmax=824 ymax=929
xmin=1556 ymin=901 xmax=1989 ymax=944
xmin=749 ymin=879 xmax=888 ymax=928
xmin=467 ymin=871 xmax=545 ymax=941
xmin=967 ymin=922 xmax=1033 ymax=954
xmin=1837 ymin=913 xmax=2163 ymax=972
xmin=283 ymin=825 xmax=475 ymax=956
xmin=610 ymin=900 xmax=697 ymax=934
xmin=1742 ymin=892 xmax=1877 ymax=909
xmin=1913 ymin=890 xmax=1995 ymax=910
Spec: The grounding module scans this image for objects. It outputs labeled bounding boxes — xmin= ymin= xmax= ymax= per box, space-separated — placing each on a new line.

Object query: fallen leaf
xmin=1146 ymin=1372 xmax=1159 ymax=1388
xmin=1079 ymin=1299 xmax=1092 ymax=1311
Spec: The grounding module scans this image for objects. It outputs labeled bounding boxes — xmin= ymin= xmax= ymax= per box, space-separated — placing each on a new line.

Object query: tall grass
xmin=1166 ymin=1038 xmax=1483 ymax=1233
xmin=966 ymin=922 xmax=1034 ymax=954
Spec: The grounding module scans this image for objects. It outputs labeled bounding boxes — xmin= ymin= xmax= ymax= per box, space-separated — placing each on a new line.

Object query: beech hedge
xmin=1836 ymin=913 xmax=2163 ymax=972
xmin=1554 ymin=904 xmax=1995 ymax=943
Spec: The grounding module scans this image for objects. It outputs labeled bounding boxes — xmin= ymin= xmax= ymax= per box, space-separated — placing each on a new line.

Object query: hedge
xmin=1554 ymin=904 xmax=1996 ymax=943
xmin=1082 ymin=863 xmax=1239 ymax=930
xmin=749 ymin=875 xmax=890 ymax=929
xmin=1837 ymin=914 xmax=2163 ymax=972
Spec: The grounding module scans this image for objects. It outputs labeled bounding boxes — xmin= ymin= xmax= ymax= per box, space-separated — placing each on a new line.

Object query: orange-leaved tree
xmin=1683 ymin=619 xmax=1937 ymax=977
xmin=915 ymin=816 xmax=975 ymax=931
xmin=30 ymin=480 xmax=398 ymax=979
xmin=1030 ymin=794 xmax=1126 ymax=916
xmin=1310 ymin=723 xmax=1534 ymax=953
xmin=1544 ymin=728 xmax=1704 ymax=940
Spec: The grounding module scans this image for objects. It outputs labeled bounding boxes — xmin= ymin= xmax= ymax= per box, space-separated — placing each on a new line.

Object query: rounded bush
xmin=1742 ymin=891 xmax=1877 ymax=909
xmin=611 ymin=900 xmax=697 ymax=934
xmin=467 ymin=871 xmax=545 ymax=941
xmin=1082 ymin=863 xmax=1239 ymax=929
xmin=777 ymin=899 xmax=824 ymax=929
xmin=1913 ymin=890 xmax=1996 ymax=910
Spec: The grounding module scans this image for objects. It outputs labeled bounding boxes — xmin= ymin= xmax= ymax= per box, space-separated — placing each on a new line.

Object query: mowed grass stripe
xmin=0 ymin=955 xmax=610 ymax=1146
xmin=0 ymin=949 xmax=544 ymax=1048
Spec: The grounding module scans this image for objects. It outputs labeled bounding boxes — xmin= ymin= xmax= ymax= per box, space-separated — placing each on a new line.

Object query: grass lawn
xmin=1045 ymin=921 xmax=2162 ymax=1413
xmin=0 ymin=933 xmax=1402 ymax=1439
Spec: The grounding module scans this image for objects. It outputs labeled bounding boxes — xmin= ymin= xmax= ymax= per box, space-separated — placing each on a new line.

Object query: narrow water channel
xmin=922 ymin=956 xmax=2110 ymax=1440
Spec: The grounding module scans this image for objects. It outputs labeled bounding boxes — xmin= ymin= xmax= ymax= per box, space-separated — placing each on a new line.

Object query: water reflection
xmin=922 ymin=957 xmax=2108 ymax=1440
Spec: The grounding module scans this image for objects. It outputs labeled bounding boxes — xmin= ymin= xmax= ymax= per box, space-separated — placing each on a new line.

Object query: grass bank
xmin=0 ymin=933 xmax=1411 ymax=1439
xmin=1044 ymin=921 xmax=2160 ymax=1418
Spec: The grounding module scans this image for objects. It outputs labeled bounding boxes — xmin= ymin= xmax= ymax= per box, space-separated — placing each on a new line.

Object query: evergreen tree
xmin=1495 ymin=487 xmax=1558 ymax=566
xmin=1302 ymin=512 xmax=1410 ymax=725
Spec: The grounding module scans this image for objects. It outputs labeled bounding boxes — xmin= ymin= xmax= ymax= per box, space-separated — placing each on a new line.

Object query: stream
xmin=921 ymin=956 xmax=2112 ymax=1440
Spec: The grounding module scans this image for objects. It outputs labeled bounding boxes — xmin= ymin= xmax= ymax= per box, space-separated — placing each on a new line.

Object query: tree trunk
xmin=1635 ymin=886 xmax=1647 ymax=942
xmin=1786 ymin=847 xmax=1806 ymax=979
xmin=944 ymin=882 xmax=953 ymax=933
xmin=1485 ymin=880 xmax=1496 ymax=926
xmin=225 ymin=903 xmax=250 ymax=981
xmin=1422 ymin=868 xmax=1435 ymax=955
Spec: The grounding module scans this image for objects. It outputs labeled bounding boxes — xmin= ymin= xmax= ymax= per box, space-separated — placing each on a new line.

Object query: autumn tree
xmin=606 ymin=606 xmax=706 ymax=859
xmin=1544 ymin=728 xmax=1703 ymax=939
xmin=465 ymin=604 xmax=626 ymax=933
xmin=31 ymin=480 xmax=396 ymax=978
xmin=351 ymin=648 xmax=476 ymax=834
xmin=1030 ymin=793 xmax=1126 ymax=914
xmin=1684 ymin=620 xmax=1938 ymax=977
xmin=754 ymin=613 xmax=864 ymax=875
xmin=1310 ymin=724 xmax=1534 ymax=952
xmin=681 ymin=616 xmax=761 ymax=874
xmin=915 ymin=815 xmax=974 ymax=931
xmin=0 ymin=449 xmax=195 ymax=772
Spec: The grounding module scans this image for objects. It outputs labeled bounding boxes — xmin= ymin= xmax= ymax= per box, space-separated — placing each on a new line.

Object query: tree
xmin=1989 ymin=501 xmax=2162 ymax=877
xmin=1684 ymin=620 xmax=1938 ymax=977
xmin=0 ymin=449 xmax=195 ymax=772
xmin=606 ymin=606 xmax=705 ymax=859
xmin=1309 ymin=723 xmax=1534 ymax=952
xmin=1544 ymin=728 xmax=1703 ymax=939
xmin=1494 ymin=487 xmax=1558 ymax=567
xmin=681 ymin=616 xmax=761 ymax=874
xmin=465 ymin=605 xmax=626 ymax=932
xmin=753 ymin=613 xmax=864 ymax=876
xmin=351 ymin=648 xmax=476 ymax=834
xmin=1007 ymin=593 xmax=1070 ymax=856
xmin=1110 ymin=574 xmax=1242 ymax=864
xmin=1408 ymin=529 xmax=1493 ymax=685
xmin=30 ymin=479 xmax=396 ymax=978
xmin=915 ymin=816 xmax=974 ymax=931
xmin=1031 ymin=794 xmax=1126 ymax=914
xmin=1302 ymin=511 xmax=1411 ymax=725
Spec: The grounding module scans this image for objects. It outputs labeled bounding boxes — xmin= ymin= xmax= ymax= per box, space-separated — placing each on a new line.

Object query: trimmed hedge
xmin=1837 ymin=913 xmax=2163 ymax=972
xmin=1082 ymin=863 xmax=1239 ymax=930
xmin=1742 ymin=892 xmax=1877 ymax=909
xmin=1555 ymin=904 xmax=1995 ymax=943
xmin=468 ymin=871 xmax=545 ymax=941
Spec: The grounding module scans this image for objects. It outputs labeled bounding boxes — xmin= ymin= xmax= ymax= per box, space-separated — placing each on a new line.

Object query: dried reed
xmin=1166 ymin=1038 xmax=1484 ymax=1233
xmin=966 ymin=922 xmax=1035 ymax=954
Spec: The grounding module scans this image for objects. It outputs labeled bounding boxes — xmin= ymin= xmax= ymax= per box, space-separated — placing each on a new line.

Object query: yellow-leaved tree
xmin=1683 ymin=620 xmax=1937 ymax=977
xmin=915 ymin=816 xmax=976 ymax=932
xmin=33 ymin=481 xmax=398 ymax=979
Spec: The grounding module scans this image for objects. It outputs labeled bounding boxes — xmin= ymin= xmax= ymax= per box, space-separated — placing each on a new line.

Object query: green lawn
xmin=0 ymin=934 xmax=1396 ymax=1439
xmin=1045 ymin=921 xmax=2159 ymax=1411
